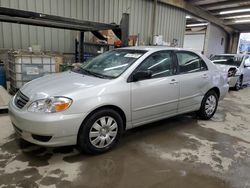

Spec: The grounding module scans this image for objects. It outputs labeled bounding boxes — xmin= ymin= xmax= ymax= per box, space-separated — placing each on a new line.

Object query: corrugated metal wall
xmin=155 ymin=2 xmax=186 ymax=47
xmin=0 ymin=0 xmax=186 ymax=53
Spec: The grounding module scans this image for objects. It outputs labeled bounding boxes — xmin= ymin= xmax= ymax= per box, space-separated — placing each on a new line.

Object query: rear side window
xmin=176 ymin=52 xmax=208 ymax=74
xmin=136 ymin=51 xmax=174 ymax=79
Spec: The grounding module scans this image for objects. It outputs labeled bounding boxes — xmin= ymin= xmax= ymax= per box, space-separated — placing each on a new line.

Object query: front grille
xmin=14 ymin=91 xmax=29 ymax=109
xmin=32 ymin=134 xmax=52 ymax=142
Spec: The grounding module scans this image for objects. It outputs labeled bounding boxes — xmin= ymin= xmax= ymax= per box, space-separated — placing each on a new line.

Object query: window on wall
xmin=176 ymin=51 xmax=208 ymax=74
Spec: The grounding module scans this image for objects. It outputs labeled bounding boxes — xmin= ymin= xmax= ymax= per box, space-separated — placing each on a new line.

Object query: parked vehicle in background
xmin=9 ymin=47 xmax=229 ymax=154
xmin=211 ymin=54 xmax=250 ymax=90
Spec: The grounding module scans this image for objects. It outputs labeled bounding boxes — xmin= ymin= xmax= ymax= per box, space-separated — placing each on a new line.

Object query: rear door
xmin=174 ymin=51 xmax=210 ymax=114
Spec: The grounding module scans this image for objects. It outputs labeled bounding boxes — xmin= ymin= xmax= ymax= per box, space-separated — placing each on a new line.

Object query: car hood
xmin=215 ymin=64 xmax=238 ymax=72
xmin=20 ymin=71 xmax=110 ymax=100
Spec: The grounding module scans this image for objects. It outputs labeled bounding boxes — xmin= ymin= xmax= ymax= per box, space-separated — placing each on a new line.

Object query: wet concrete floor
xmin=1 ymin=88 xmax=250 ymax=188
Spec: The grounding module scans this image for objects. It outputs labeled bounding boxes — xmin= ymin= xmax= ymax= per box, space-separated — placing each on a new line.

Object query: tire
xmin=234 ymin=76 xmax=243 ymax=91
xmin=77 ymin=108 xmax=123 ymax=154
xmin=197 ymin=90 xmax=218 ymax=120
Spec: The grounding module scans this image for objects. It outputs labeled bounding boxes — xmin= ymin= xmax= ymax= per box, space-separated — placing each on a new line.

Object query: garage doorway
xmin=238 ymin=33 xmax=250 ymax=54
xmin=184 ymin=15 xmax=208 ymax=54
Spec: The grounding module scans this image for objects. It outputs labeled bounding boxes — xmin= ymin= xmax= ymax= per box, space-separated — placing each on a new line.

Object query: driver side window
xmin=136 ymin=51 xmax=174 ymax=79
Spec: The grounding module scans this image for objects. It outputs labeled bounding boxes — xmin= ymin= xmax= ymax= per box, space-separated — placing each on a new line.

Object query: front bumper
xmin=228 ymin=76 xmax=239 ymax=88
xmin=219 ymin=83 xmax=229 ymax=100
xmin=8 ymin=98 xmax=85 ymax=147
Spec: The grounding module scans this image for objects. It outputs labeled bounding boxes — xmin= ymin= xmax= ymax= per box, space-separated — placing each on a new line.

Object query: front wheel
xmin=77 ymin=108 xmax=123 ymax=154
xmin=197 ymin=90 xmax=218 ymax=120
xmin=234 ymin=76 xmax=242 ymax=91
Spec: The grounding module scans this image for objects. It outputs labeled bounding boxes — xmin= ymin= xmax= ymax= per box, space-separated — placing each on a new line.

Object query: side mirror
xmin=133 ymin=70 xmax=152 ymax=82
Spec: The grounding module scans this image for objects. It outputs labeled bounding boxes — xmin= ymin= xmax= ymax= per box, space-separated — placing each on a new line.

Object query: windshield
xmin=211 ymin=55 xmax=243 ymax=67
xmin=78 ymin=49 xmax=146 ymax=79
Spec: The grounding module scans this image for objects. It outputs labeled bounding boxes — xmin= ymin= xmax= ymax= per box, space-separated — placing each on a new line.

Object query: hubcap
xmin=205 ymin=95 xmax=217 ymax=116
xmin=89 ymin=116 xmax=118 ymax=148
xmin=236 ymin=78 xmax=242 ymax=89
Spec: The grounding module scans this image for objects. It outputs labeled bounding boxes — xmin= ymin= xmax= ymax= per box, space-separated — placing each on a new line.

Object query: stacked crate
xmin=8 ymin=51 xmax=62 ymax=94
xmin=0 ymin=49 xmax=9 ymax=81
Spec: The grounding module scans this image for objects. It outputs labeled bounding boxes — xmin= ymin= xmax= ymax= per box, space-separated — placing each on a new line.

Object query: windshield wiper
xmin=80 ymin=68 xmax=114 ymax=79
xmin=79 ymin=68 xmax=93 ymax=76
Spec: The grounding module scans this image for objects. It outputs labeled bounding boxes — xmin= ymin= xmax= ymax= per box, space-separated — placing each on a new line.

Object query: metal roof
xmin=187 ymin=0 xmax=250 ymax=32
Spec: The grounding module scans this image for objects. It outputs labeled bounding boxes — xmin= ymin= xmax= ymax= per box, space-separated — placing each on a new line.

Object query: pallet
xmin=0 ymin=86 xmax=11 ymax=112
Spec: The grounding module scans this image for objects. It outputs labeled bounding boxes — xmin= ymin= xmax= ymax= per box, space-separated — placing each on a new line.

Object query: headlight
xmin=28 ymin=97 xmax=72 ymax=113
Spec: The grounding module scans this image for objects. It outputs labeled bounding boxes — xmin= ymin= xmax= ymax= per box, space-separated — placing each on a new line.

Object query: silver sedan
xmin=9 ymin=47 xmax=229 ymax=154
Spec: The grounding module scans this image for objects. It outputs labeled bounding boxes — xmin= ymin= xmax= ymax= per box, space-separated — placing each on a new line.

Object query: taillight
xmin=228 ymin=68 xmax=237 ymax=77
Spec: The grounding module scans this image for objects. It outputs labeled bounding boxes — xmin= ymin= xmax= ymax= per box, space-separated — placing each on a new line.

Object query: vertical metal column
xmin=152 ymin=0 xmax=157 ymax=40
xmin=75 ymin=38 xmax=79 ymax=62
xmin=120 ymin=13 xmax=129 ymax=47
xmin=79 ymin=31 xmax=85 ymax=63
xmin=227 ymin=32 xmax=240 ymax=54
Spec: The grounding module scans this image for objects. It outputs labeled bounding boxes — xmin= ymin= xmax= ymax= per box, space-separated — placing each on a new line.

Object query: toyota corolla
xmin=9 ymin=47 xmax=229 ymax=154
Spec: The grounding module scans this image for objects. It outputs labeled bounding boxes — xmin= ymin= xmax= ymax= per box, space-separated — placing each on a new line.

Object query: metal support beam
xmin=0 ymin=7 xmax=130 ymax=55
xmin=210 ymin=5 xmax=250 ymax=15
xmin=187 ymin=0 xmax=222 ymax=6
xmin=0 ymin=15 xmax=92 ymax=31
xmin=75 ymin=38 xmax=79 ymax=62
xmin=200 ymin=0 xmax=250 ymax=11
xmin=151 ymin=0 xmax=157 ymax=38
xmin=224 ymin=20 xmax=250 ymax=25
xmin=227 ymin=32 xmax=240 ymax=53
xmin=0 ymin=7 xmax=119 ymax=31
xmin=79 ymin=32 xmax=85 ymax=63
xmin=219 ymin=12 xmax=250 ymax=20
xmin=158 ymin=0 xmax=235 ymax=33
xmin=120 ymin=13 xmax=129 ymax=47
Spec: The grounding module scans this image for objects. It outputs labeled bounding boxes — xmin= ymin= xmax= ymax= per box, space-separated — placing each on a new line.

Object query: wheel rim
xmin=89 ymin=116 xmax=118 ymax=148
xmin=205 ymin=95 xmax=217 ymax=116
xmin=236 ymin=78 xmax=242 ymax=89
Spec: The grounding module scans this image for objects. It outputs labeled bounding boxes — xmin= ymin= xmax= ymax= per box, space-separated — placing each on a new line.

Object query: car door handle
xmin=170 ymin=79 xmax=179 ymax=84
xmin=202 ymin=74 xmax=208 ymax=78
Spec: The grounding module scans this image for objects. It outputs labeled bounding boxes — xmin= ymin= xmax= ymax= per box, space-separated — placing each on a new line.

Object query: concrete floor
xmin=1 ymin=88 xmax=250 ymax=188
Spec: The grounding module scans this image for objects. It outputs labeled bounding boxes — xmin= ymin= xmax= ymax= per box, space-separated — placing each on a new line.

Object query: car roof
xmin=119 ymin=46 xmax=199 ymax=53
xmin=215 ymin=54 xmax=246 ymax=57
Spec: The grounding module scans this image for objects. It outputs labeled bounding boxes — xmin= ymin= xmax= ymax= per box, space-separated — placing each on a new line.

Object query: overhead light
xmin=220 ymin=8 xmax=250 ymax=15
xmin=186 ymin=23 xmax=208 ymax=27
xmin=186 ymin=15 xmax=191 ymax=19
xmin=235 ymin=19 xmax=250 ymax=23
xmin=223 ymin=15 xmax=250 ymax=19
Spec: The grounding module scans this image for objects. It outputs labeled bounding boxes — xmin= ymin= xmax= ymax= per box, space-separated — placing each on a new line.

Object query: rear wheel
xmin=197 ymin=90 xmax=218 ymax=120
xmin=77 ymin=108 xmax=123 ymax=154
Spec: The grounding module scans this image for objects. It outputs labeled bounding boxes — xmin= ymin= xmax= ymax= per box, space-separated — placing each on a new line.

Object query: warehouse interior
xmin=1 ymin=0 xmax=250 ymax=187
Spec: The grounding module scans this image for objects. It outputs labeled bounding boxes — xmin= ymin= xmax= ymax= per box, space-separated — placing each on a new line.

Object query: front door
xmin=130 ymin=51 xmax=179 ymax=126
